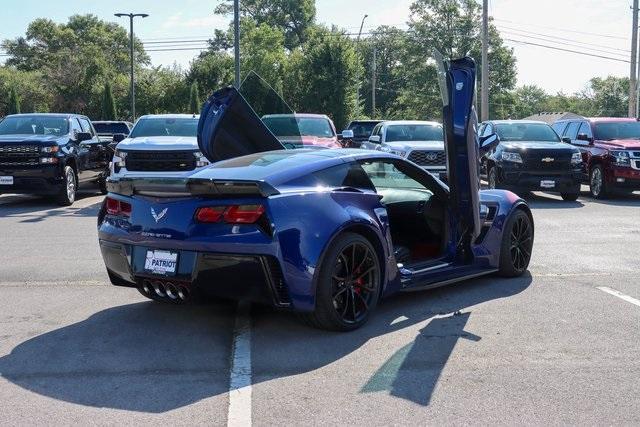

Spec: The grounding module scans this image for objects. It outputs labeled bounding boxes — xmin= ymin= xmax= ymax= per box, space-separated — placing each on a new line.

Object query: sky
xmin=0 ymin=0 xmax=633 ymax=94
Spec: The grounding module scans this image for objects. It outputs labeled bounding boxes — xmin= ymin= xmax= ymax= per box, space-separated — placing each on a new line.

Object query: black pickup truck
xmin=0 ymin=113 xmax=111 ymax=205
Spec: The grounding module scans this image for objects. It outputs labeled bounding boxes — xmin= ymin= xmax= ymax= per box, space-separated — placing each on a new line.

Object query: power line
xmin=500 ymin=30 xmax=629 ymax=59
xmin=493 ymin=18 xmax=629 ymax=40
xmin=504 ymin=38 xmax=631 ymax=63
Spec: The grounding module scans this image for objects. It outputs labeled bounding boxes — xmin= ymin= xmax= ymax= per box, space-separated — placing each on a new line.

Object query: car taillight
xmin=105 ymin=197 xmax=131 ymax=217
xmin=195 ymin=204 xmax=265 ymax=224
xmin=195 ymin=206 xmax=226 ymax=223
xmin=224 ymin=205 xmax=265 ymax=224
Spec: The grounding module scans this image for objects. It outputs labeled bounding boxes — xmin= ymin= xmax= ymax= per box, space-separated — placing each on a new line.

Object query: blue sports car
xmin=98 ymin=57 xmax=534 ymax=330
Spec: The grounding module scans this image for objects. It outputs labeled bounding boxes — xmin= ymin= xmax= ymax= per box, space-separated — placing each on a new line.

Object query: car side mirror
xmin=342 ymin=129 xmax=354 ymax=139
xmin=76 ymin=131 xmax=92 ymax=142
xmin=478 ymin=133 xmax=499 ymax=154
xmin=561 ymin=136 xmax=572 ymax=143
xmin=112 ymin=133 xmax=126 ymax=143
xmin=576 ymin=133 xmax=593 ymax=144
xmin=368 ymin=135 xmax=380 ymax=144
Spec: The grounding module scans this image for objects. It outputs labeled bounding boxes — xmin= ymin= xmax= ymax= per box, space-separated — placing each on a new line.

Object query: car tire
xmin=300 ymin=232 xmax=381 ymax=331
xmin=56 ymin=166 xmax=77 ymax=206
xmin=498 ymin=209 xmax=533 ymax=277
xmin=560 ymin=192 xmax=579 ymax=201
xmin=99 ymin=177 xmax=108 ymax=195
xmin=589 ymin=164 xmax=608 ymax=199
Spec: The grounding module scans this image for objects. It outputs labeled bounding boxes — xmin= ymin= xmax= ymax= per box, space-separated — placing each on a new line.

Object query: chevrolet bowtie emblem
xmin=541 ymin=157 xmax=554 ymax=162
xmin=151 ymin=207 xmax=168 ymax=223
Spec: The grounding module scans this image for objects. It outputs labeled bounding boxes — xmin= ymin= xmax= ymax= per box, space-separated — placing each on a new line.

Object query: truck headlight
xmin=501 ymin=151 xmax=523 ymax=163
xmin=610 ymin=150 xmax=630 ymax=167
xmin=194 ymin=151 xmax=210 ymax=167
xmin=40 ymin=146 xmax=59 ymax=153
xmin=571 ymin=152 xmax=582 ymax=165
xmin=114 ymin=149 xmax=127 ymax=168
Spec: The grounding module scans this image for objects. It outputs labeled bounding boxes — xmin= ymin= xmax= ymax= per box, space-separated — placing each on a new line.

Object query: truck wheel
xmin=487 ymin=166 xmax=498 ymax=189
xmin=589 ymin=165 xmax=608 ymax=199
xmin=56 ymin=166 xmax=77 ymax=206
xmin=99 ymin=178 xmax=108 ymax=195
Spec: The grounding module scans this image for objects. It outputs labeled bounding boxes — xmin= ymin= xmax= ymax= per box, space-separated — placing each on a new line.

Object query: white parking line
xmin=597 ymin=286 xmax=640 ymax=308
xmin=227 ymin=301 xmax=252 ymax=427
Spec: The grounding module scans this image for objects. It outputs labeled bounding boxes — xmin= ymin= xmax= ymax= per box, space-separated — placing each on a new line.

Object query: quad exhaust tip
xmin=141 ymin=279 xmax=190 ymax=303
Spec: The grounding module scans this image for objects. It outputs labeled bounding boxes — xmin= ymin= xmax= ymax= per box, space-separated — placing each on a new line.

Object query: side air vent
xmin=262 ymin=256 xmax=291 ymax=307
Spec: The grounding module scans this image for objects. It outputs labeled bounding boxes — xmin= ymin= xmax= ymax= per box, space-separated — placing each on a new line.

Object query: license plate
xmin=144 ymin=250 xmax=178 ymax=276
xmin=540 ymin=180 xmax=555 ymax=188
xmin=0 ymin=176 xmax=14 ymax=185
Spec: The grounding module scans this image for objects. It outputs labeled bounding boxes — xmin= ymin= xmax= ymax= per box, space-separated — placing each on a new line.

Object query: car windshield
xmin=594 ymin=122 xmax=640 ymax=140
xmin=385 ymin=124 xmax=443 ymax=142
xmin=494 ymin=123 xmax=559 ymax=142
xmin=263 ymin=116 xmax=334 ymax=138
xmin=129 ymin=117 xmax=198 ymax=138
xmin=93 ymin=122 xmax=130 ymax=135
xmin=0 ymin=116 xmax=69 ymax=136
xmin=348 ymin=122 xmax=378 ymax=138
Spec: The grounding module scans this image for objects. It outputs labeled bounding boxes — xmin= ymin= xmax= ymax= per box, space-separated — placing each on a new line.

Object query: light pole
xmin=355 ymin=14 xmax=368 ymax=119
xmin=115 ymin=12 xmax=149 ymax=121
xmin=233 ymin=0 xmax=240 ymax=88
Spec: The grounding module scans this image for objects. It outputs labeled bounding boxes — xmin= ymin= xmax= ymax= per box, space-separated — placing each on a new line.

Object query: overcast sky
xmin=0 ymin=0 xmax=633 ymax=94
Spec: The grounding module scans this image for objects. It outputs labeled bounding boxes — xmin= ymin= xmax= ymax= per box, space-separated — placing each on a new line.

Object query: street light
xmin=114 ymin=12 xmax=149 ymax=121
xmin=355 ymin=14 xmax=368 ymax=119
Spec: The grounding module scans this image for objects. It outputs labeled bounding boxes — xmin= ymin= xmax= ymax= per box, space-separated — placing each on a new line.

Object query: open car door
xmin=198 ymin=72 xmax=301 ymax=162
xmin=435 ymin=53 xmax=481 ymax=260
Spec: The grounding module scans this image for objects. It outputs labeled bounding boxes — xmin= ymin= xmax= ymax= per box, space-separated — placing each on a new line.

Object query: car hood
xmin=116 ymin=136 xmax=199 ymax=151
xmin=500 ymin=140 xmax=578 ymax=152
xmin=0 ymin=134 xmax=64 ymax=144
xmin=595 ymin=138 xmax=640 ymax=149
xmin=383 ymin=140 xmax=444 ymax=151
xmin=277 ymin=136 xmax=340 ymax=149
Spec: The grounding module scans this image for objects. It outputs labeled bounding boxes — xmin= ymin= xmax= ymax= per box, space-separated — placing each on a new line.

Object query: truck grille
xmin=526 ymin=153 xmax=572 ymax=171
xmin=126 ymin=151 xmax=197 ymax=172
xmin=407 ymin=150 xmax=446 ymax=167
xmin=0 ymin=145 xmax=41 ymax=166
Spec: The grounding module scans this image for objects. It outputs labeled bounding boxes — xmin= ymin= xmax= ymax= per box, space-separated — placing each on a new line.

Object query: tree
xmin=101 ymin=82 xmax=117 ymax=120
xmin=187 ymin=51 xmax=234 ymax=97
xmin=0 ymin=66 xmax=52 ymax=115
xmin=189 ymin=82 xmax=201 ymax=114
xmin=511 ymin=85 xmax=549 ymax=119
xmin=8 ymin=87 xmax=20 ymax=114
xmin=215 ymin=0 xmax=316 ymax=49
xmin=134 ymin=65 xmax=189 ymax=116
xmin=2 ymin=14 xmax=149 ymax=117
xmin=288 ymin=27 xmax=362 ymax=130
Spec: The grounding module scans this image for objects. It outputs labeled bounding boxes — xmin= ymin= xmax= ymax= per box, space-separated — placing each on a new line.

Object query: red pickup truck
xmin=552 ymin=117 xmax=640 ymax=198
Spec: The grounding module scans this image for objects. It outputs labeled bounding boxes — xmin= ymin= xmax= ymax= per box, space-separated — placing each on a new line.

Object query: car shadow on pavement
xmin=0 ymin=299 xmax=235 ymax=413
xmin=581 ymin=191 xmax=640 ymax=207
xmin=520 ymin=192 xmax=584 ymax=209
xmin=251 ymin=272 xmax=533 ymax=406
xmin=0 ymin=274 xmax=531 ymax=412
xmin=0 ymin=193 xmax=102 ymax=221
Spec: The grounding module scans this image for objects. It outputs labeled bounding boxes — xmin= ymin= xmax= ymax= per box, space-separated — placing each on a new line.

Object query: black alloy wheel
xmin=498 ymin=210 xmax=533 ymax=277
xmin=589 ymin=164 xmax=608 ymax=199
xmin=56 ymin=166 xmax=77 ymax=206
xmin=301 ymin=233 xmax=381 ymax=331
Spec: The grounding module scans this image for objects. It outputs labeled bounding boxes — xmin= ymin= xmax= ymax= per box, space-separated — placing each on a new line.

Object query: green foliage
xmin=0 ymin=66 xmax=52 ymax=116
xmin=134 ymin=65 xmax=189 ymax=116
xmin=8 ymin=87 xmax=20 ymax=115
xmin=101 ymin=82 xmax=117 ymax=120
xmin=215 ymin=0 xmax=316 ymax=49
xmin=189 ymin=82 xmax=201 ymax=114
xmin=188 ymin=51 xmax=234 ymax=98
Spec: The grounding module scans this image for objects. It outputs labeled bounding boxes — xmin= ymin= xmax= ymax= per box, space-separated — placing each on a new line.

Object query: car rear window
xmin=129 ymin=117 xmax=198 ymax=138
xmin=94 ymin=122 xmax=130 ymax=135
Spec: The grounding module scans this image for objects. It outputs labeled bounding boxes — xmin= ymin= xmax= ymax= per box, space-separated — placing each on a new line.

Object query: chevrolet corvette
xmin=98 ymin=57 xmax=534 ymax=330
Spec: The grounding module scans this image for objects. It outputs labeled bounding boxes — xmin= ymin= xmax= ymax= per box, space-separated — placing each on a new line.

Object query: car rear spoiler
xmin=106 ymin=177 xmax=279 ymax=198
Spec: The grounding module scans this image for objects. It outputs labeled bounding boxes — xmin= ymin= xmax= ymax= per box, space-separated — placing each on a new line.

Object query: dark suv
xmin=481 ymin=120 xmax=583 ymax=200
xmin=341 ymin=119 xmax=382 ymax=148
xmin=0 ymin=113 xmax=110 ymax=205
xmin=553 ymin=117 xmax=640 ymax=198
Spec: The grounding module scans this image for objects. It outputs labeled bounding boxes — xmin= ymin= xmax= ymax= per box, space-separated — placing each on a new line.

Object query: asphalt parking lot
xmin=0 ymin=188 xmax=639 ymax=425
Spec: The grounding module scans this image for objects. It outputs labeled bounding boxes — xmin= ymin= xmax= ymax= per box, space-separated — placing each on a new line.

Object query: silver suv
xmin=359 ymin=120 xmax=445 ymax=173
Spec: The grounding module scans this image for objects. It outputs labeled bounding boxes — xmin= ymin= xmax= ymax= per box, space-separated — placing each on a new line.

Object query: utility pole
xmin=233 ymin=0 xmax=240 ymax=88
xmin=115 ymin=13 xmax=149 ymax=122
xmin=355 ymin=14 xmax=368 ymax=119
xmin=481 ymin=0 xmax=489 ymax=121
xmin=371 ymin=47 xmax=376 ymax=116
xmin=630 ymin=0 xmax=639 ymax=117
